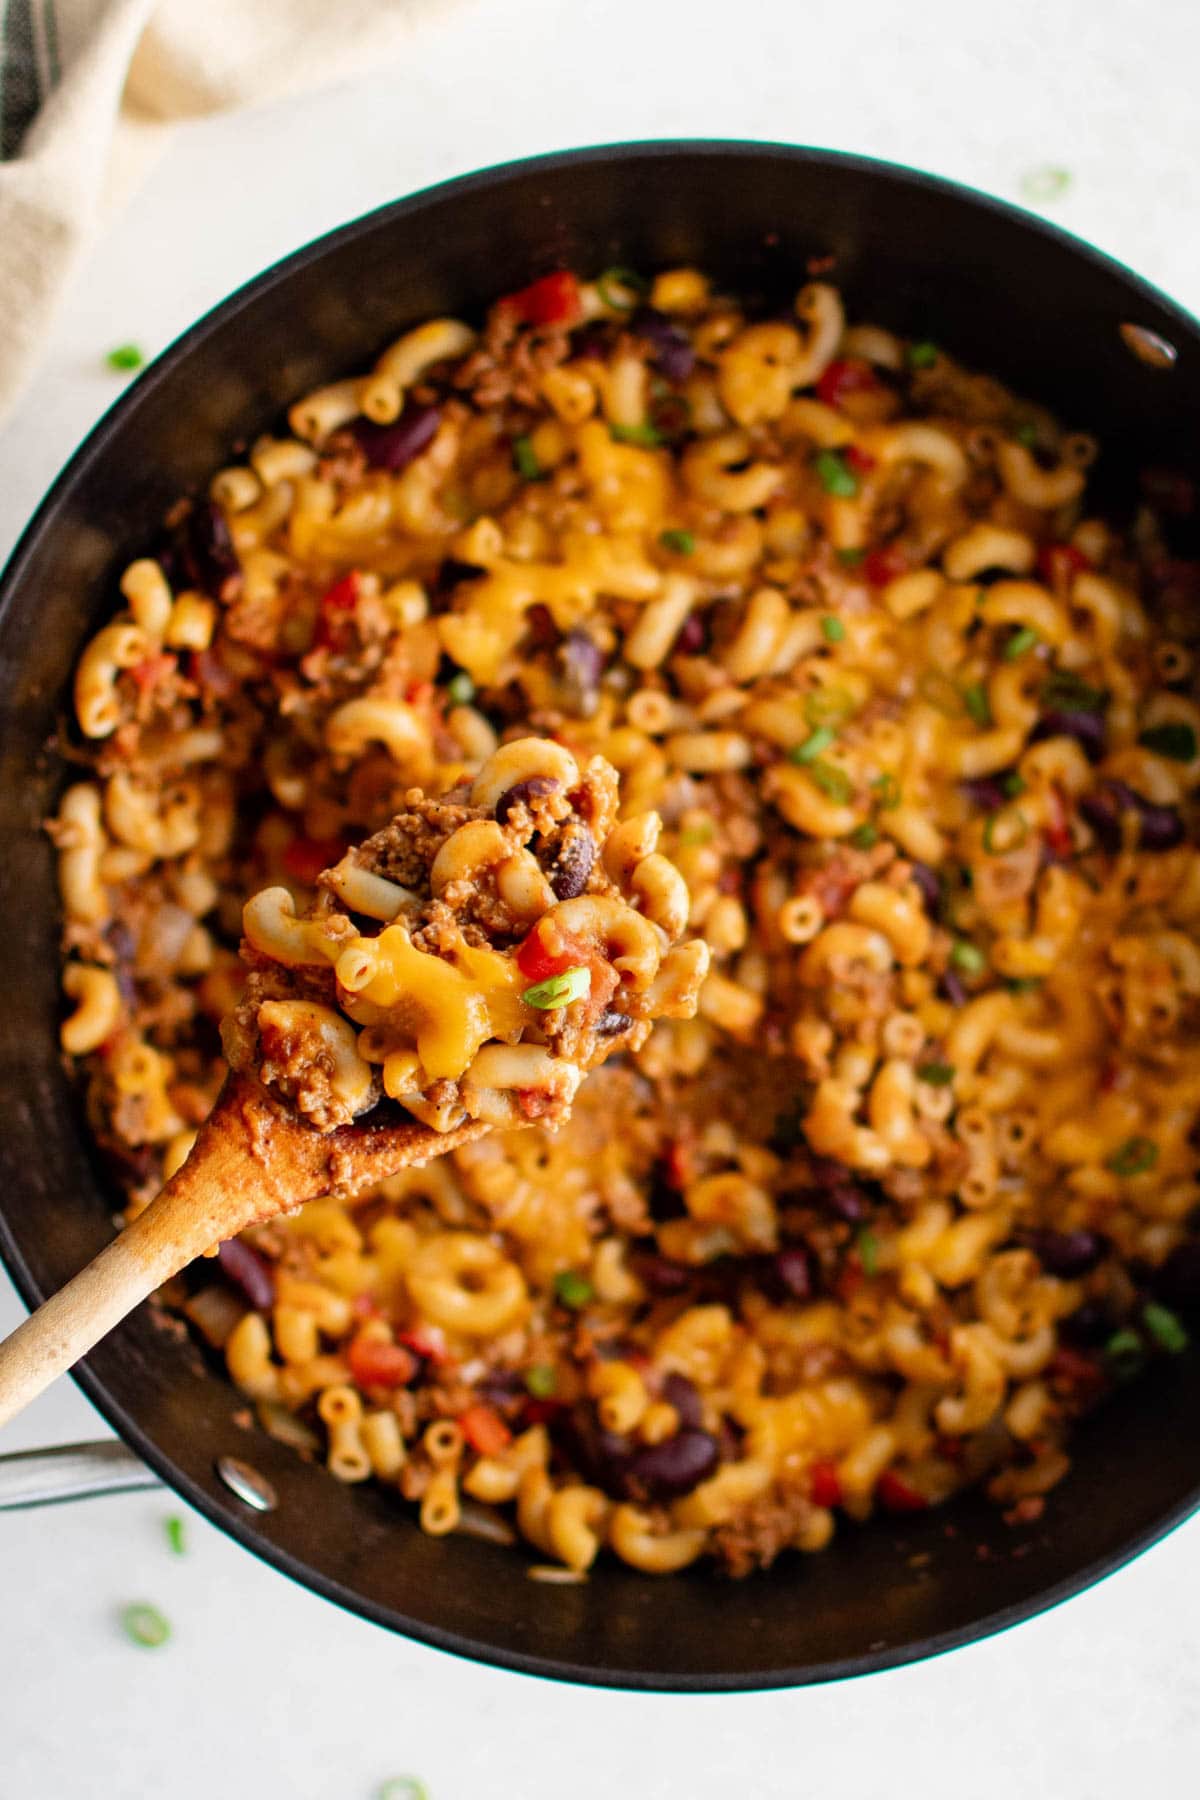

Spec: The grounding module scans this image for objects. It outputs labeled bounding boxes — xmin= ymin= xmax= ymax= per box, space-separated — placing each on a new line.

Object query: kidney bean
xmin=1021 ymin=1228 xmax=1107 ymax=1277
xmin=350 ymin=402 xmax=440 ymax=471
xmin=623 ymin=1427 xmax=719 ymax=1501
xmin=596 ymin=1009 xmax=634 ymax=1036
xmin=182 ymin=501 xmax=240 ymax=598
xmin=1154 ymin=1239 xmax=1200 ymax=1308
xmin=1081 ymin=780 xmax=1186 ymax=853
xmin=962 ymin=777 xmax=1007 ymax=812
xmin=673 ymin=612 xmax=708 ymax=655
xmin=494 ymin=775 xmax=559 ymax=822
xmin=767 ymin=1245 xmax=818 ymax=1300
xmin=630 ymin=306 xmax=696 ymax=383
xmin=546 ymin=823 xmax=596 ymax=900
xmin=1136 ymin=800 xmax=1187 ymax=851
xmin=1029 ymin=709 xmax=1106 ymax=762
xmin=632 ymin=1252 xmax=693 ymax=1294
xmin=1060 ymin=1299 xmax=1115 ymax=1346
xmin=908 ymin=862 xmax=941 ymax=916
xmin=558 ymin=628 xmax=604 ymax=717
xmin=217 ymin=1237 xmax=275 ymax=1310
xmin=661 ymin=1371 xmax=703 ymax=1428
xmin=940 ymin=969 xmax=968 ymax=1007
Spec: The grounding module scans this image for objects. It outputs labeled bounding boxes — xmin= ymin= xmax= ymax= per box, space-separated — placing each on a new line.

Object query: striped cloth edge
xmin=1 ymin=0 xmax=60 ymax=160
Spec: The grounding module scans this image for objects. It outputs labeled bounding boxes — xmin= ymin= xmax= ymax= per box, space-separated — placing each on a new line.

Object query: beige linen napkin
xmin=0 ymin=0 xmax=430 ymax=422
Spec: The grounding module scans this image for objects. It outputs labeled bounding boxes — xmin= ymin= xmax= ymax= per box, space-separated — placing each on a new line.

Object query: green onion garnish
xmin=1006 ymin=976 xmax=1042 ymax=994
xmin=1139 ymin=722 xmax=1197 ymax=761
xmin=813 ymin=449 xmax=858 ymax=497
xmin=871 ymin=771 xmax=901 ymax=810
xmin=1040 ymin=671 xmax=1107 ymax=713
xmin=610 ymin=422 xmax=662 ymax=447
xmin=849 ymin=822 xmax=879 ymax=850
xmin=1105 ymin=1327 xmax=1145 ymax=1373
xmin=950 ymin=940 xmax=986 ymax=976
xmin=808 ymin=761 xmax=854 ymax=804
xmin=525 ymin=1364 xmax=559 ymax=1399
xmin=906 ymin=341 xmax=939 ymax=370
xmin=677 ymin=822 xmax=715 ymax=847
xmin=1106 ymin=1136 xmax=1158 ymax=1177
xmin=106 ymin=343 xmax=145 ymax=372
xmin=790 ymin=726 xmax=836 ymax=765
xmin=554 ymin=1270 xmax=594 ymax=1309
xmin=595 ymin=266 xmax=648 ymax=311
xmin=804 ymin=686 xmax=856 ymax=728
xmin=917 ymin=1061 xmax=956 ymax=1087
xmin=522 ymin=966 xmax=590 ymax=1010
xmin=856 ymin=1228 xmax=880 ymax=1276
xmin=1002 ymin=772 xmax=1027 ymax=799
xmin=660 ymin=528 xmax=695 ymax=555
xmin=963 ymin=683 xmax=992 ymax=726
xmin=837 ymin=546 xmax=866 ymax=566
xmin=1004 ymin=626 xmax=1040 ymax=660
xmin=445 ymin=670 xmax=475 ymax=707
xmin=1015 ymin=423 xmax=1039 ymax=448
xmin=821 ymin=615 xmax=846 ymax=644
xmin=164 ymin=1516 xmax=186 ymax=1557
xmin=512 ymin=435 xmax=542 ymax=480
xmin=378 ymin=1779 xmax=431 ymax=1800
xmin=121 ymin=1603 xmax=170 ymax=1648
xmin=1020 ymin=166 xmax=1072 ymax=205
xmin=1143 ymin=1302 xmax=1189 ymax=1354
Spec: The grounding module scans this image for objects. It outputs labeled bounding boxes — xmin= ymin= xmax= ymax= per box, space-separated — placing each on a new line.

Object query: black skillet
xmin=1 ymin=142 xmax=1198 ymax=1691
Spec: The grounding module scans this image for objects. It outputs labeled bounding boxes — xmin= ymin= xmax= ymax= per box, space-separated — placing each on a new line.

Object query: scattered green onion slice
xmin=790 ymin=726 xmax=836 ymax=765
xmin=660 ymin=528 xmax=695 ymax=555
xmin=1041 ymin=670 xmax=1107 ymax=713
xmin=610 ymin=422 xmax=662 ymax=447
xmin=849 ymin=822 xmax=879 ymax=850
xmin=525 ymin=1364 xmax=558 ymax=1399
xmin=804 ymin=685 xmax=856 ymax=728
xmin=962 ymin=682 xmax=992 ymax=727
xmin=1015 ymin=423 xmax=1039 ymax=448
xmin=106 ymin=343 xmax=145 ymax=372
xmin=807 ymin=760 xmax=854 ymax=804
xmin=813 ymin=449 xmax=859 ymax=497
xmin=821 ymin=615 xmax=846 ymax=644
xmin=595 ymin=266 xmax=648 ymax=312
xmin=837 ymin=546 xmax=866 ymax=566
xmin=1004 ymin=626 xmax=1040 ymax=660
xmin=1142 ymin=1302 xmax=1189 ymax=1354
xmin=677 ymin=821 xmax=715 ymax=847
xmin=950 ymin=939 xmax=986 ymax=976
xmin=1139 ymin=722 xmax=1197 ymax=762
xmin=121 ymin=1603 xmax=170 ymax=1648
xmin=1006 ymin=976 xmax=1042 ymax=995
xmin=554 ymin=1270 xmax=594 ymax=1310
xmin=378 ymin=1779 xmax=431 ymax=1800
xmin=512 ymin=435 xmax=542 ymax=480
xmin=1105 ymin=1327 xmax=1144 ymax=1372
xmin=1106 ymin=1135 xmax=1158 ymax=1177
xmin=871 ymin=771 xmax=901 ymax=810
xmin=1020 ymin=165 xmax=1072 ymax=205
xmin=906 ymin=341 xmax=939 ymax=370
xmin=856 ymin=1228 xmax=880 ymax=1276
xmin=521 ymin=966 xmax=590 ymax=1010
xmin=917 ymin=1061 xmax=956 ymax=1087
xmin=1002 ymin=772 xmax=1027 ymax=799
xmin=164 ymin=1516 xmax=186 ymax=1557
xmin=445 ymin=670 xmax=475 ymax=707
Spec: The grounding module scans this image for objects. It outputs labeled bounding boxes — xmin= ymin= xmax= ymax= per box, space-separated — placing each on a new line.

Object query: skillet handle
xmin=0 ymin=1439 xmax=159 ymax=1509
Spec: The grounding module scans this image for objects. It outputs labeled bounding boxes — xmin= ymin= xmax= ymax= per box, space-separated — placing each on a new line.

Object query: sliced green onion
xmin=1041 ymin=670 xmax=1107 ymax=713
xmin=595 ymin=266 xmax=648 ymax=312
xmin=522 ymin=966 xmax=590 ymax=1010
xmin=1015 ymin=423 xmax=1039 ymax=448
xmin=121 ymin=1603 xmax=170 ymax=1648
xmin=1020 ymin=165 xmax=1072 ymax=205
xmin=982 ymin=808 xmax=1030 ymax=855
xmin=660 ymin=528 xmax=695 ymax=555
xmin=1006 ymin=976 xmax=1042 ymax=995
xmin=677 ymin=821 xmax=715 ymax=847
xmin=821 ymin=615 xmax=846 ymax=644
xmin=871 ymin=771 xmax=901 ymax=810
xmin=106 ymin=343 xmax=145 ymax=372
xmin=906 ymin=341 xmax=939 ymax=370
xmin=1139 ymin=722 xmax=1197 ymax=762
xmin=962 ymin=682 xmax=992 ymax=727
xmin=1105 ymin=1327 xmax=1145 ymax=1375
xmin=1106 ymin=1135 xmax=1158 ymax=1177
xmin=804 ymin=685 xmax=856 ymax=728
xmin=849 ymin=822 xmax=879 ymax=850
xmin=525 ymin=1364 xmax=558 ymax=1399
xmin=837 ymin=546 xmax=866 ymax=566
xmin=813 ymin=449 xmax=858 ymax=498
xmin=790 ymin=726 xmax=836 ymax=765
xmin=610 ymin=422 xmax=662 ymax=447
xmin=950 ymin=939 xmax=986 ymax=976
xmin=1002 ymin=772 xmax=1027 ymax=799
xmin=378 ymin=1779 xmax=431 ymax=1800
xmin=855 ymin=1228 xmax=880 ymax=1276
xmin=445 ymin=670 xmax=475 ymax=707
xmin=917 ymin=1061 xmax=956 ymax=1087
xmin=164 ymin=1516 xmax=186 ymax=1557
xmin=1143 ymin=1301 xmax=1189 ymax=1354
xmin=1004 ymin=626 xmax=1040 ymax=661
xmin=807 ymin=761 xmax=854 ymax=804
xmin=554 ymin=1270 xmax=594 ymax=1309
xmin=512 ymin=435 xmax=542 ymax=481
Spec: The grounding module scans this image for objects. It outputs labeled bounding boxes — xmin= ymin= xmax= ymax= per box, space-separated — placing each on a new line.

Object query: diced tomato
xmin=663 ymin=1141 xmax=689 ymax=1192
xmin=1050 ymin=1346 xmax=1105 ymax=1391
xmin=935 ymin=1435 xmax=965 ymax=1464
xmin=816 ymin=357 xmax=878 ymax=410
xmin=1035 ymin=542 xmax=1092 ymax=589
xmin=458 ymin=1403 xmax=513 ymax=1457
xmin=397 ymin=1325 xmax=451 ymax=1366
xmin=282 ymin=834 xmax=349 ymax=887
xmin=836 ymin=1263 xmax=864 ymax=1303
xmin=863 ymin=544 xmax=909 ymax=587
xmin=522 ymin=1397 xmax=565 ymax=1426
xmin=347 ymin=1334 xmax=418 ymax=1389
xmin=502 ymin=270 xmax=581 ymax=329
xmin=809 ymin=1460 xmax=843 ymax=1508
xmin=313 ymin=570 xmax=362 ymax=649
xmin=128 ymin=652 xmax=177 ymax=692
xmin=845 ymin=444 xmax=877 ymax=475
xmin=1042 ymin=786 xmax=1073 ymax=860
xmin=405 ymin=680 xmax=435 ymax=707
xmin=876 ymin=1469 xmax=930 ymax=1512
xmin=516 ymin=916 xmax=590 ymax=984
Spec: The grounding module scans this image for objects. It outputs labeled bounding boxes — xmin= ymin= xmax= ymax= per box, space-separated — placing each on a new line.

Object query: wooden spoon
xmin=0 ymin=1072 xmax=489 ymax=1430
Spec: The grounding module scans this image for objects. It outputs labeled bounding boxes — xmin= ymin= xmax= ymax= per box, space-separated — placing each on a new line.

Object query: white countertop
xmin=3 ymin=0 xmax=1200 ymax=1792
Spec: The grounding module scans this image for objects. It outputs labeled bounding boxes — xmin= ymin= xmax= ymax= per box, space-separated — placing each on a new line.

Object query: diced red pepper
xmin=816 ymin=357 xmax=879 ymax=410
xmin=845 ymin=444 xmax=877 ymax=476
xmin=282 ymin=835 xmax=349 ymax=887
xmin=502 ymin=270 xmax=582 ymax=329
xmin=863 ymin=544 xmax=909 ymax=587
xmin=1035 ymin=542 xmax=1092 ymax=589
xmin=347 ymin=1334 xmax=418 ymax=1390
xmin=809 ymin=1460 xmax=843 ymax=1507
xmin=458 ymin=1403 xmax=513 ymax=1458
xmin=128 ymin=652 xmax=177 ymax=692
xmin=397 ymin=1325 xmax=451 ymax=1366
xmin=313 ymin=570 xmax=362 ymax=649
xmin=876 ymin=1469 xmax=930 ymax=1512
